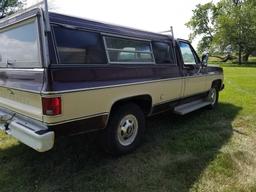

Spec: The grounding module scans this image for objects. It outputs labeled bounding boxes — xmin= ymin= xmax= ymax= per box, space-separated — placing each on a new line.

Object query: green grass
xmin=249 ymin=57 xmax=256 ymax=63
xmin=1 ymin=66 xmax=256 ymax=192
xmin=209 ymin=56 xmax=256 ymax=66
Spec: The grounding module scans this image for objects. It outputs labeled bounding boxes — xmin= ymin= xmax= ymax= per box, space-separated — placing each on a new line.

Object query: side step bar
xmin=174 ymin=99 xmax=211 ymax=115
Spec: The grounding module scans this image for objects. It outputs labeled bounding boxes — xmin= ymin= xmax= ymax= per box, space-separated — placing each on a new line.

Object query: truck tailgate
xmin=0 ymin=69 xmax=44 ymax=121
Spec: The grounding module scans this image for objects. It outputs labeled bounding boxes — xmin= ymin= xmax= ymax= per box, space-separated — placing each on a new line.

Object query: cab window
xmin=179 ymin=42 xmax=197 ymax=65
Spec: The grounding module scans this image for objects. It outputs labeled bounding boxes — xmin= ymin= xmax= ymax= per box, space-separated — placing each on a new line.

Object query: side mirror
xmin=201 ymin=54 xmax=208 ymax=67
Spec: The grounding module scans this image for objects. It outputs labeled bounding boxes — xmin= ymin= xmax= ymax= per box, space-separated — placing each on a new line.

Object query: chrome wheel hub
xmin=117 ymin=114 xmax=138 ymax=146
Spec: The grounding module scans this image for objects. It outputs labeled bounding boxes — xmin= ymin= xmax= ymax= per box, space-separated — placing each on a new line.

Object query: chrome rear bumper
xmin=0 ymin=108 xmax=54 ymax=152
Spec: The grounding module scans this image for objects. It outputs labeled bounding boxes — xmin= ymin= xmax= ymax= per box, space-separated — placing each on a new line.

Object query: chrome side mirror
xmin=201 ymin=54 xmax=208 ymax=67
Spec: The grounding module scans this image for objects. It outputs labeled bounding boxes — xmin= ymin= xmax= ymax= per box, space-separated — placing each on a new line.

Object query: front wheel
xmin=207 ymin=87 xmax=219 ymax=109
xmin=102 ymin=103 xmax=145 ymax=155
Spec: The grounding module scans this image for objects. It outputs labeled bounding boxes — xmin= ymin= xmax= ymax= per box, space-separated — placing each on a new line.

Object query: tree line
xmin=186 ymin=0 xmax=256 ymax=64
xmin=0 ymin=0 xmax=25 ymax=19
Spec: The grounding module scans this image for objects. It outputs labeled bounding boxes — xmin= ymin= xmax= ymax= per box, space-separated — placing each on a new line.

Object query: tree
xmin=186 ymin=2 xmax=218 ymax=54
xmin=215 ymin=0 xmax=256 ymax=63
xmin=0 ymin=0 xmax=25 ymax=19
xmin=187 ymin=0 xmax=256 ymax=63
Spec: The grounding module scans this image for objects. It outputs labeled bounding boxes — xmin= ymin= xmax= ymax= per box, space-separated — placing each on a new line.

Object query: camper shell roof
xmin=49 ymin=12 xmax=173 ymax=42
xmin=0 ymin=8 xmax=173 ymax=42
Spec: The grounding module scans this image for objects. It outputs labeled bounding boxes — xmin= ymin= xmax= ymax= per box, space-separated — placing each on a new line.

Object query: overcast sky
xmin=27 ymin=0 xmax=217 ymax=47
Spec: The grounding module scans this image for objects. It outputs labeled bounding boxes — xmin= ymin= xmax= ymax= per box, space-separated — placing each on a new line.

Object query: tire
xmin=207 ymin=86 xmax=219 ymax=109
xmin=102 ymin=103 xmax=145 ymax=155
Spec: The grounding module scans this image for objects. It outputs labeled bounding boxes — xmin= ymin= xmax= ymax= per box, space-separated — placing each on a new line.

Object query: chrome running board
xmin=174 ymin=99 xmax=211 ymax=115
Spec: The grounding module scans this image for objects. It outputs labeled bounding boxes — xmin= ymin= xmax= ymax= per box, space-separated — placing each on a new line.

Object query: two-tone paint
xmin=0 ymin=8 xmax=224 ymax=151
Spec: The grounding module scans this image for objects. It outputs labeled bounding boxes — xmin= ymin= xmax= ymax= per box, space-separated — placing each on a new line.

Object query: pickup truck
xmin=0 ymin=7 xmax=224 ymax=155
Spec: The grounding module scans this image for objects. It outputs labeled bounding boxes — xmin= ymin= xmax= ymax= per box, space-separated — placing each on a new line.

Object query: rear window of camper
xmin=0 ymin=19 xmax=41 ymax=68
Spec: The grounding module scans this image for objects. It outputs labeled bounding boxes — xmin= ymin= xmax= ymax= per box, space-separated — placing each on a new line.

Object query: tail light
xmin=42 ymin=97 xmax=62 ymax=116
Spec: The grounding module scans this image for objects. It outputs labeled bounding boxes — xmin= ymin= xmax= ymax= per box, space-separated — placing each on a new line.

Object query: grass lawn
xmin=0 ymin=66 xmax=256 ymax=192
xmin=249 ymin=57 xmax=256 ymax=63
xmin=208 ymin=56 xmax=256 ymax=66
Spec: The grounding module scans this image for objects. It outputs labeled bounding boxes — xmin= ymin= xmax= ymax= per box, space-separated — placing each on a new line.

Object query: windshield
xmin=0 ymin=19 xmax=41 ymax=68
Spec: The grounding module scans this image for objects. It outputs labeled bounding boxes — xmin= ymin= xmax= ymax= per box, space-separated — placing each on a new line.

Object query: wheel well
xmin=110 ymin=95 xmax=152 ymax=116
xmin=212 ymin=79 xmax=222 ymax=90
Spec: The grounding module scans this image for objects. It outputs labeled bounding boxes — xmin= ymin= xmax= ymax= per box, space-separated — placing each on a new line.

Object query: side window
xmin=152 ymin=42 xmax=174 ymax=64
xmin=104 ymin=36 xmax=154 ymax=63
xmin=179 ymin=42 xmax=197 ymax=65
xmin=53 ymin=26 xmax=107 ymax=64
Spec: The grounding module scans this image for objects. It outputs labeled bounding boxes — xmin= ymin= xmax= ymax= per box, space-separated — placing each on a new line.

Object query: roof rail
xmin=159 ymin=26 xmax=176 ymax=47
xmin=159 ymin=26 xmax=178 ymax=65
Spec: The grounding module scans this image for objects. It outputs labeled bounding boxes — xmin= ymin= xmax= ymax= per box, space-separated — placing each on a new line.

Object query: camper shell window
xmin=104 ymin=36 xmax=155 ymax=64
xmin=152 ymin=42 xmax=174 ymax=64
xmin=53 ymin=26 xmax=107 ymax=64
xmin=0 ymin=19 xmax=41 ymax=68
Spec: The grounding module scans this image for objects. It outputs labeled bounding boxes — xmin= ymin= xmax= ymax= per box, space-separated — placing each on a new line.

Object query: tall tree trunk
xmin=242 ymin=52 xmax=250 ymax=62
xmin=238 ymin=45 xmax=242 ymax=65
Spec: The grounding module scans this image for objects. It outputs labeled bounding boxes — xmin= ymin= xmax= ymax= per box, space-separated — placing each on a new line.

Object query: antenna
xmin=170 ymin=26 xmax=177 ymax=65
xmin=43 ymin=0 xmax=51 ymax=32
xmin=170 ymin=26 xmax=175 ymax=47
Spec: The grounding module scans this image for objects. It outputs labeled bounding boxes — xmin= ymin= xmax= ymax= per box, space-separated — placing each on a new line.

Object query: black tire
xmin=207 ymin=86 xmax=219 ymax=109
xmin=101 ymin=103 xmax=145 ymax=155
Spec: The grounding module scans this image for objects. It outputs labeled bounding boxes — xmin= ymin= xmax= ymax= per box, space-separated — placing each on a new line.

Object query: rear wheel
xmin=207 ymin=86 xmax=219 ymax=109
xmin=102 ymin=103 xmax=145 ymax=155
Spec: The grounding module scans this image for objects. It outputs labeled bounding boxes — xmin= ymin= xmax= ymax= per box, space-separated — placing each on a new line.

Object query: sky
xmin=26 ymin=0 xmax=217 ymax=48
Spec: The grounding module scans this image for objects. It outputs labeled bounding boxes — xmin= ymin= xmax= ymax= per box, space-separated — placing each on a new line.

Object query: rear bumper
xmin=0 ymin=108 xmax=54 ymax=152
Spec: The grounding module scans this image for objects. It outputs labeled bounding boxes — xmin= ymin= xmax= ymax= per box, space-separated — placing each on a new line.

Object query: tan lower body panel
xmin=0 ymin=87 xmax=43 ymax=121
xmin=43 ymin=74 xmax=223 ymax=125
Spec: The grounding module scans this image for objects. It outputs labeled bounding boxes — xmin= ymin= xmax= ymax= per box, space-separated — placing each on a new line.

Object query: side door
xmin=151 ymin=41 xmax=183 ymax=102
xmin=178 ymin=40 xmax=207 ymax=97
